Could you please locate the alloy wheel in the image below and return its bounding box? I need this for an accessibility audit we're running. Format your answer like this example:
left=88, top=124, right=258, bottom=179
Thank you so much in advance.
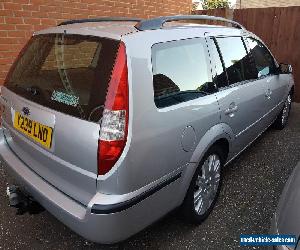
left=193, top=154, right=221, bottom=215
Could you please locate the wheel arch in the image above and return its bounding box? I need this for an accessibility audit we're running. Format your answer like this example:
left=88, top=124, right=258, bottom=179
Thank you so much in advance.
left=190, top=123, right=234, bottom=165
left=177, top=123, right=234, bottom=209
left=212, top=138, right=229, bottom=164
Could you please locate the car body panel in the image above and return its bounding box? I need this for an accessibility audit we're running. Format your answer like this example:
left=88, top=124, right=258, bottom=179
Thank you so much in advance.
left=35, top=21, right=139, bottom=40
left=214, top=81, right=270, bottom=154
left=190, top=123, right=233, bottom=163
left=1, top=87, right=99, bottom=205
left=275, top=162, right=300, bottom=245
left=97, top=33, right=222, bottom=194
left=0, top=128, right=188, bottom=243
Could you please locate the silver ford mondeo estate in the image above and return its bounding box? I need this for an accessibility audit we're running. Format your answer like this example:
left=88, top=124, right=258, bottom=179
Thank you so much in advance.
left=0, top=15, right=294, bottom=243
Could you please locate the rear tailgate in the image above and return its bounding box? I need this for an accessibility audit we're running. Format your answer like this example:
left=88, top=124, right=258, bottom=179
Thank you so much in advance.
left=1, top=34, right=120, bottom=205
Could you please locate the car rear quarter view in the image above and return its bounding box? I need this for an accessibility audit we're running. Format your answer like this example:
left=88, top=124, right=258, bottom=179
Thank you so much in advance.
left=0, top=15, right=294, bottom=244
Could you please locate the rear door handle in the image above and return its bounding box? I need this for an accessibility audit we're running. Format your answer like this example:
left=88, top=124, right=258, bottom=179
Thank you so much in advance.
left=225, top=103, right=238, bottom=117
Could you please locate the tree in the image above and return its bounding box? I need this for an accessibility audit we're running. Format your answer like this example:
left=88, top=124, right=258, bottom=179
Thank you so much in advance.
left=202, top=0, right=229, bottom=9
left=192, top=2, right=199, bottom=11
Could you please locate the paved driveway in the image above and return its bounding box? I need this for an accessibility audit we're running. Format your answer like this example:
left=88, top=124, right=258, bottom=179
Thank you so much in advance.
left=1, top=104, right=300, bottom=250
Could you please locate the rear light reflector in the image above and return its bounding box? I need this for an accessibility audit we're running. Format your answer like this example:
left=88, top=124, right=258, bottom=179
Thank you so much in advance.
left=98, top=42, right=128, bottom=175
left=98, top=137, right=126, bottom=176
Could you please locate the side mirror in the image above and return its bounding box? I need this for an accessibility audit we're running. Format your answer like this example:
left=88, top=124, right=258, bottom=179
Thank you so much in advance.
left=278, top=63, right=293, bottom=74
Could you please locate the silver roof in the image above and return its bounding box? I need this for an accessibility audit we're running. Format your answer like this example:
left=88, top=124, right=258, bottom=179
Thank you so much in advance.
left=35, top=21, right=139, bottom=40
left=35, top=21, right=248, bottom=40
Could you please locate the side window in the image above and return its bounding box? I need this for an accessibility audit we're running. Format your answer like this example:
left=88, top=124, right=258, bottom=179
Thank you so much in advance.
left=152, top=38, right=215, bottom=108
left=246, top=37, right=277, bottom=77
left=216, top=37, right=257, bottom=85
left=209, top=38, right=228, bottom=88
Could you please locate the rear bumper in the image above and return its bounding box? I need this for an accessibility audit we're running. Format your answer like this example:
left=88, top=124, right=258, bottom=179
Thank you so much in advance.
left=0, top=128, right=183, bottom=244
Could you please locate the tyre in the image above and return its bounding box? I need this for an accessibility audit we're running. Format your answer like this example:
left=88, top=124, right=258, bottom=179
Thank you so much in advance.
left=273, top=93, right=292, bottom=130
left=182, top=145, right=224, bottom=224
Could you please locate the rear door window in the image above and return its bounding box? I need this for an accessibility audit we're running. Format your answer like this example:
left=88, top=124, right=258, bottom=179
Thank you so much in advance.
left=216, top=36, right=257, bottom=86
left=152, top=38, right=215, bottom=108
left=5, top=34, right=120, bottom=122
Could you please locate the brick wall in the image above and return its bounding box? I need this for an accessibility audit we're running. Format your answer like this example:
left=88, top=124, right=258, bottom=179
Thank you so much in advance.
left=0, top=0, right=192, bottom=85
left=42, top=39, right=99, bottom=70
left=235, top=0, right=300, bottom=9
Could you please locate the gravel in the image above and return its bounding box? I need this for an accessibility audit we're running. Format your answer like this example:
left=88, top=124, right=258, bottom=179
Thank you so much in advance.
left=1, top=104, right=300, bottom=250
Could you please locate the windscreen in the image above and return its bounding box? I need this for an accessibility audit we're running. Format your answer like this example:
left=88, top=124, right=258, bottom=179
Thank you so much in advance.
left=5, top=34, right=120, bottom=122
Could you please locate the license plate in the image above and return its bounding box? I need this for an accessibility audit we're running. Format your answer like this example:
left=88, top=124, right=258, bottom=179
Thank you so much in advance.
left=13, top=111, right=53, bottom=149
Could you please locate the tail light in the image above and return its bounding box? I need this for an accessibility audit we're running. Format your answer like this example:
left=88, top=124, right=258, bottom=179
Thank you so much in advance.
left=98, top=42, right=129, bottom=175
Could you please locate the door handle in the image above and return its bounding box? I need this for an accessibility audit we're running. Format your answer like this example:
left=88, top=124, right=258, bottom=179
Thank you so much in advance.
left=265, top=89, right=272, bottom=99
left=225, top=103, right=238, bottom=117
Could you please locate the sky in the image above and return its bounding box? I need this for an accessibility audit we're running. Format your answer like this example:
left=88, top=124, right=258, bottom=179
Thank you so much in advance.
left=229, top=0, right=237, bottom=7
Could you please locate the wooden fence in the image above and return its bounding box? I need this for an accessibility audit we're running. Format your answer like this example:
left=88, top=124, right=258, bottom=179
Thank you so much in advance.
left=193, top=7, right=300, bottom=102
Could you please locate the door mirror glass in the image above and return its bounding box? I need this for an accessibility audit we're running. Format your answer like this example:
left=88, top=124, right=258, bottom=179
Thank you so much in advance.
left=279, top=63, right=293, bottom=74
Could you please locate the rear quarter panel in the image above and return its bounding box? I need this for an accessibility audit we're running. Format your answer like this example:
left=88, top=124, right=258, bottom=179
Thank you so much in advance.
left=97, top=29, right=231, bottom=196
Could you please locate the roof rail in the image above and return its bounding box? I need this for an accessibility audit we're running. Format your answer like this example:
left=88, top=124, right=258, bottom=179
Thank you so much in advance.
left=134, top=15, right=245, bottom=31
left=58, top=17, right=143, bottom=26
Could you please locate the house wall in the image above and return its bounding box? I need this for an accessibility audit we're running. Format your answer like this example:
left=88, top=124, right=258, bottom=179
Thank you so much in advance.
left=235, top=0, right=300, bottom=9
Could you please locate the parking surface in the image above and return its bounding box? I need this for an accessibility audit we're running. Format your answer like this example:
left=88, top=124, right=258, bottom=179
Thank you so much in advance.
left=1, top=104, right=300, bottom=250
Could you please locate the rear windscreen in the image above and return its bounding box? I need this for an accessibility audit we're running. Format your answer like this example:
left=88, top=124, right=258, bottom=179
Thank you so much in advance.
left=5, top=34, right=120, bottom=122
